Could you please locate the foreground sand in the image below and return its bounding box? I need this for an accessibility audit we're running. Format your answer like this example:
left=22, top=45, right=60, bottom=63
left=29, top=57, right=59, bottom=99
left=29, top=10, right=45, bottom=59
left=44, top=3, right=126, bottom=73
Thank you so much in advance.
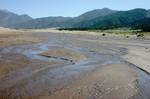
left=123, top=47, right=150, bottom=73
left=0, top=28, right=150, bottom=99
left=41, top=64, right=138, bottom=99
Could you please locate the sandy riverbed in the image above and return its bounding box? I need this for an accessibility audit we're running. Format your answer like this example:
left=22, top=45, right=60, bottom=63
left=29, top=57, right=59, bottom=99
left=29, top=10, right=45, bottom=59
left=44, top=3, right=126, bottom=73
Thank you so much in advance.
left=0, top=29, right=150, bottom=99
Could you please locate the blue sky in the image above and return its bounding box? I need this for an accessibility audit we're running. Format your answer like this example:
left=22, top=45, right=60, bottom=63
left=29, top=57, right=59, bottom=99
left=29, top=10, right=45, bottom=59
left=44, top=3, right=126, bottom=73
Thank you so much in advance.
left=0, top=0, right=150, bottom=18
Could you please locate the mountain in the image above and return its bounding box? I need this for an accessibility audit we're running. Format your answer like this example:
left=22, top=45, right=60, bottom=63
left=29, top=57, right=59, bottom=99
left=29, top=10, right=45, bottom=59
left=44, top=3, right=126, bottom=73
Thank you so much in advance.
left=0, top=9, right=32, bottom=27
left=14, top=8, right=116, bottom=29
left=74, top=8, right=116, bottom=21
left=1, top=8, right=150, bottom=31
left=147, top=9, right=150, bottom=17
left=72, top=8, right=149, bottom=29
left=14, top=16, right=73, bottom=29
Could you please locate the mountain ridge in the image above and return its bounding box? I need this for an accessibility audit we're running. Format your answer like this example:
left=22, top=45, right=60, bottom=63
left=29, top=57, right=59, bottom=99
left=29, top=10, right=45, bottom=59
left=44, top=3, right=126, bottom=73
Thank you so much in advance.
left=13, top=8, right=116, bottom=29
left=0, top=8, right=150, bottom=31
left=0, top=9, right=32, bottom=27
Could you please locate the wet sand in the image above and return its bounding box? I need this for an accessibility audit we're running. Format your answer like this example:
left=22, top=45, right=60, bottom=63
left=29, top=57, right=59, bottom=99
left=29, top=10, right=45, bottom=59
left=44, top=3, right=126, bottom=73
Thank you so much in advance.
left=42, top=64, right=138, bottom=99
left=39, top=46, right=87, bottom=62
left=0, top=29, right=150, bottom=99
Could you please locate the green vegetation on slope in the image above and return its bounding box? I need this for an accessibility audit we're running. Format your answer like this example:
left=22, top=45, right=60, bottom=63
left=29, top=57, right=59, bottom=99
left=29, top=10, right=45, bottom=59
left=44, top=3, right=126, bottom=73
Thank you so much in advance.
left=132, top=18, right=150, bottom=32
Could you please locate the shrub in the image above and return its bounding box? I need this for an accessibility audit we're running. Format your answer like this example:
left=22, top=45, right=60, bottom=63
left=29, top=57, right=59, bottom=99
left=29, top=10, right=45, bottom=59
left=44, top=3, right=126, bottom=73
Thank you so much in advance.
left=126, top=36, right=130, bottom=38
left=136, top=33, right=144, bottom=38
left=102, top=33, right=106, bottom=36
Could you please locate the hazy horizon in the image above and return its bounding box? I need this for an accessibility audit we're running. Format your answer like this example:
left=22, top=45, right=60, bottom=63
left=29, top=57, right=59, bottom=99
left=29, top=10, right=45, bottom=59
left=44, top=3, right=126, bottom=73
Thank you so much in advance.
left=0, top=0, right=150, bottom=18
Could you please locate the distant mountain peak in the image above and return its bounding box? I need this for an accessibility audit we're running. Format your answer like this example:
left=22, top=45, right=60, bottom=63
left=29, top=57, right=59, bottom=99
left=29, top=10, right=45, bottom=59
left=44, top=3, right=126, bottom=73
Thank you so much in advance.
left=84, top=8, right=114, bottom=13
left=131, top=8, right=147, bottom=11
left=89, top=8, right=112, bottom=12
left=76, top=8, right=116, bottom=21
left=0, top=9, right=32, bottom=27
left=20, top=14, right=32, bottom=19
left=21, top=14, right=29, bottom=16
left=100, top=8, right=112, bottom=10
left=0, top=9, right=10, bottom=13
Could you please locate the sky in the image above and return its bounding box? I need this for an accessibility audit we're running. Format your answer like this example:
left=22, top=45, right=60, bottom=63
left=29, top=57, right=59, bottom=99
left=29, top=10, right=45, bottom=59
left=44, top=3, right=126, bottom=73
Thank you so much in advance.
left=0, top=0, right=150, bottom=18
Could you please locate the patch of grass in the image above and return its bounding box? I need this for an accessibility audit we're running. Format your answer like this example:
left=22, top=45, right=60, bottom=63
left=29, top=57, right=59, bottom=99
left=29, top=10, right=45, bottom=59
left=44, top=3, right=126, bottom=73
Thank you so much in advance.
left=142, top=32, right=150, bottom=36
left=88, top=28, right=148, bottom=37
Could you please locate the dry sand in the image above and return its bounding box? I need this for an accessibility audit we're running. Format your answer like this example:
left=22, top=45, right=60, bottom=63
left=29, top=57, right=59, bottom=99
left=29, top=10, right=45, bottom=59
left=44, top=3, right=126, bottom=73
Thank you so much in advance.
left=0, top=28, right=48, bottom=47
